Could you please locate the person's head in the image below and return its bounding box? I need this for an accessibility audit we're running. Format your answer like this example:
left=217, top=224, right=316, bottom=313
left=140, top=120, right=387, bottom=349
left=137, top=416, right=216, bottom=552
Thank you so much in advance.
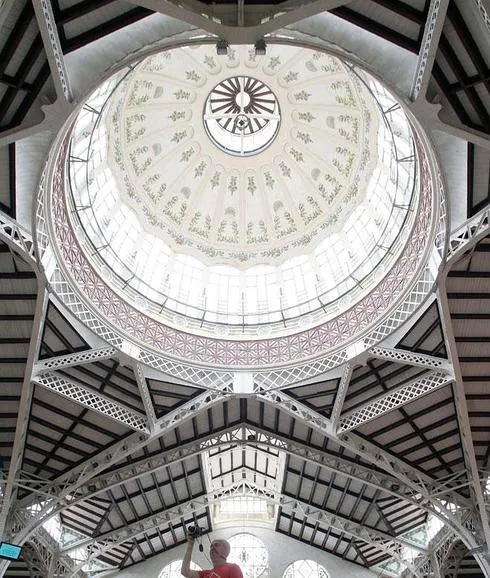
left=209, top=539, right=231, bottom=566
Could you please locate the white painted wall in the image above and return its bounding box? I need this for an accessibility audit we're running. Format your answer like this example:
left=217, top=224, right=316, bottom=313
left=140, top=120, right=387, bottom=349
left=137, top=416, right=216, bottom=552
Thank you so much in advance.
left=106, top=526, right=378, bottom=578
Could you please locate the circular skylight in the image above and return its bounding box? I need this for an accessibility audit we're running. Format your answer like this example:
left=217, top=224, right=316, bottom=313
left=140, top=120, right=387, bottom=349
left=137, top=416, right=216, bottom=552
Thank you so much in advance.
left=38, top=41, right=443, bottom=367
left=203, top=76, right=281, bottom=156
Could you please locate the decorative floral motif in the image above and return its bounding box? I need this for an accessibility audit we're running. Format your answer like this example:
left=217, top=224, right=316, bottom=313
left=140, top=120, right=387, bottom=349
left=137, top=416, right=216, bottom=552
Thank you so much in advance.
left=338, top=115, right=359, bottom=143
left=203, top=55, right=216, bottom=68
left=298, top=112, right=315, bottom=123
left=186, top=70, right=201, bottom=82
left=296, top=131, right=312, bottom=145
left=268, top=56, right=281, bottom=69
left=264, top=171, right=275, bottom=189
left=194, top=161, right=207, bottom=178
left=143, top=173, right=166, bottom=204
left=228, top=176, right=238, bottom=194
left=332, top=146, right=355, bottom=177
left=278, top=162, right=291, bottom=178
left=189, top=212, right=211, bottom=239
left=247, top=176, right=257, bottom=194
left=128, top=80, right=153, bottom=107
left=246, top=220, right=268, bottom=244
left=274, top=211, right=297, bottom=238
left=125, top=113, right=146, bottom=142
left=162, top=195, right=187, bottom=225
left=169, top=110, right=186, bottom=122
left=294, top=90, right=311, bottom=102
left=174, top=89, right=191, bottom=100
left=284, top=71, right=298, bottom=83
left=180, top=147, right=194, bottom=163
left=299, top=196, right=322, bottom=225
left=290, top=148, right=304, bottom=163
left=171, top=130, right=187, bottom=143
left=331, top=81, right=356, bottom=107
left=210, top=172, right=221, bottom=189
left=318, top=174, right=342, bottom=204
left=218, top=219, right=239, bottom=243
left=129, top=146, right=152, bottom=175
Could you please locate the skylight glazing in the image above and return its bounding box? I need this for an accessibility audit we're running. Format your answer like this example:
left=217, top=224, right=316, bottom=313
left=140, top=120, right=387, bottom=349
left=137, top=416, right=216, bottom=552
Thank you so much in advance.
left=64, top=44, right=419, bottom=339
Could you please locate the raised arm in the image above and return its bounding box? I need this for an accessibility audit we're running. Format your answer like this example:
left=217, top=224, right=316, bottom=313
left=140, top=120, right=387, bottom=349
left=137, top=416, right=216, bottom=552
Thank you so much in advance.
left=181, top=534, right=200, bottom=578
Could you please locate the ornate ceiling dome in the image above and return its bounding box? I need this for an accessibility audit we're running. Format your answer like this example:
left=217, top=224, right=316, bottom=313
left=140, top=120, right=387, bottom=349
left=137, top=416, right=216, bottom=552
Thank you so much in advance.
left=36, top=41, right=445, bottom=369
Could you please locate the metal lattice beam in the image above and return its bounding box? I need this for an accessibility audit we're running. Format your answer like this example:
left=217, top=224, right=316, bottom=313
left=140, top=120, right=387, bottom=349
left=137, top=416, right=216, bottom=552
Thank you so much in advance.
left=368, top=347, right=452, bottom=372
left=31, top=371, right=149, bottom=433
left=437, top=282, right=490, bottom=559
left=257, top=388, right=488, bottom=571
left=338, top=370, right=454, bottom=432
left=65, top=481, right=422, bottom=576
left=9, top=390, right=226, bottom=549
left=32, top=347, right=118, bottom=375
left=31, top=0, right=72, bottom=103
left=134, top=363, right=157, bottom=432
left=0, top=291, right=48, bottom=567
left=410, top=0, right=450, bottom=101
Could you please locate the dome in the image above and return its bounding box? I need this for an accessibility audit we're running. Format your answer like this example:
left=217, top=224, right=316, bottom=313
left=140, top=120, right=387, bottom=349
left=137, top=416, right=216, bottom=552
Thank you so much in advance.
left=37, top=42, right=443, bottom=368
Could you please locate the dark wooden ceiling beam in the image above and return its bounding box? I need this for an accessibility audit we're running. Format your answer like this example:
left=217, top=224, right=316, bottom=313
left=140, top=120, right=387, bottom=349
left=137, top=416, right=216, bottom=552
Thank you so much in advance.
left=433, top=64, right=479, bottom=129
left=63, top=7, right=153, bottom=54
left=370, top=0, right=425, bottom=24
left=0, top=74, right=34, bottom=91
left=56, top=0, right=118, bottom=25
left=447, top=2, right=490, bottom=95
left=439, top=36, right=490, bottom=131
left=0, top=2, right=34, bottom=76
left=4, top=62, right=50, bottom=131
left=450, top=71, right=490, bottom=93
left=330, top=7, right=419, bottom=53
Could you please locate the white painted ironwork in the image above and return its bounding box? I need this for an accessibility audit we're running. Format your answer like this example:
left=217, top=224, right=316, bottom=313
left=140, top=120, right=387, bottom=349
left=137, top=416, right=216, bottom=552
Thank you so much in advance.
left=131, top=0, right=351, bottom=44
left=50, top=268, right=125, bottom=347
left=362, top=268, right=436, bottom=348
left=33, top=347, right=117, bottom=376
left=473, top=0, right=490, bottom=32
left=410, top=0, right=450, bottom=101
left=134, top=363, right=157, bottom=431
left=258, top=388, right=488, bottom=563
left=65, top=481, right=421, bottom=577
left=437, top=282, right=490, bottom=562
left=0, top=291, right=48, bottom=541
left=0, top=208, right=37, bottom=268
left=338, top=370, right=454, bottom=432
left=368, top=347, right=452, bottom=372
left=137, top=350, right=233, bottom=392
left=10, top=425, right=475, bottom=555
left=32, top=372, right=149, bottom=433
left=10, top=391, right=226, bottom=549
left=32, top=0, right=72, bottom=102
left=447, top=204, right=490, bottom=264
left=254, top=351, right=349, bottom=391
left=329, top=362, right=353, bottom=429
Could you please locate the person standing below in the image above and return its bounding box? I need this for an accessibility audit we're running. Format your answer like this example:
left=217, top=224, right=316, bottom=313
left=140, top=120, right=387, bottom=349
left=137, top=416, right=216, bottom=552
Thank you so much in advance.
left=181, top=534, right=243, bottom=578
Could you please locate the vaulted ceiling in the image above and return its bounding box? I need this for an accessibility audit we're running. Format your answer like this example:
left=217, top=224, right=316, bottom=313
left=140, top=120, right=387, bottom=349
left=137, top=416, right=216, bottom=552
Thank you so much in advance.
left=1, top=1, right=490, bottom=577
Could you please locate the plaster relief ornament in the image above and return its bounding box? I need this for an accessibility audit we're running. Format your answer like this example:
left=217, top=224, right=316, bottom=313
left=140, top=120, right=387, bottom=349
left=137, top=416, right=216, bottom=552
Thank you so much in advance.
left=38, top=43, right=445, bottom=370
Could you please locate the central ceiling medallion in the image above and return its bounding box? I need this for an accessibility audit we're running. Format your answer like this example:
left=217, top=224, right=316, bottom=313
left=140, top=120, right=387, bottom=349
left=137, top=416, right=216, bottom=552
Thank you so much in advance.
left=203, top=76, right=281, bottom=156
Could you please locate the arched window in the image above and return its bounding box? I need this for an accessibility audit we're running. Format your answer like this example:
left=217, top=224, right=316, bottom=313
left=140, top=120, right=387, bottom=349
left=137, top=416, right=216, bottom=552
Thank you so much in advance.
left=283, top=560, right=329, bottom=578
left=159, top=559, right=201, bottom=578
left=228, top=533, right=268, bottom=578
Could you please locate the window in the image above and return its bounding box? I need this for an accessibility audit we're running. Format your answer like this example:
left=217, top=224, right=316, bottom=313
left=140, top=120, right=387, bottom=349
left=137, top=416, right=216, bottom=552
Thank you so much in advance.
left=283, top=560, right=329, bottom=578
left=159, top=559, right=201, bottom=578
left=228, top=534, right=268, bottom=578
